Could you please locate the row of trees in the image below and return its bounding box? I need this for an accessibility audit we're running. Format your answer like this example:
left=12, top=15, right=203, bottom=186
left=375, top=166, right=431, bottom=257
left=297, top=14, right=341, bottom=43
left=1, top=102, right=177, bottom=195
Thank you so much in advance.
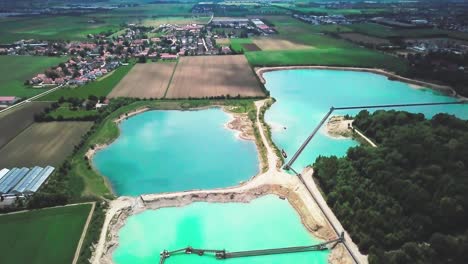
left=313, top=110, right=468, bottom=263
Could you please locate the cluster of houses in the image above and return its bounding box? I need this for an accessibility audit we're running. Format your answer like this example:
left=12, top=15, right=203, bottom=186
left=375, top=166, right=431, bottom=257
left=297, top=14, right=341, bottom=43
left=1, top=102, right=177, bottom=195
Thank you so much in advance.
left=293, top=14, right=350, bottom=25
left=29, top=57, right=121, bottom=87
left=211, top=17, right=276, bottom=35
left=405, top=38, right=468, bottom=55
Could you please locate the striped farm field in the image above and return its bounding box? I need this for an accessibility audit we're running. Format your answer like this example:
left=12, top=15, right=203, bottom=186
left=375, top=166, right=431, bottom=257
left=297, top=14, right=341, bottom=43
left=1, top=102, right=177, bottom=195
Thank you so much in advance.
left=108, top=62, right=176, bottom=99
left=165, top=55, right=265, bottom=98
left=0, top=121, right=92, bottom=168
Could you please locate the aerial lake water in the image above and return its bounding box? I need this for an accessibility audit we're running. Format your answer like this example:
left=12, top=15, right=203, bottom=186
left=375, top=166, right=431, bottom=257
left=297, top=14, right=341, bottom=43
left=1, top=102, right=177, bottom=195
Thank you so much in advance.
left=93, top=108, right=259, bottom=196
left=113, top=195, right=329, bottom=264
left=112, top=69, right=467, bottom=263
left=264, top=69, right=468, bottom=171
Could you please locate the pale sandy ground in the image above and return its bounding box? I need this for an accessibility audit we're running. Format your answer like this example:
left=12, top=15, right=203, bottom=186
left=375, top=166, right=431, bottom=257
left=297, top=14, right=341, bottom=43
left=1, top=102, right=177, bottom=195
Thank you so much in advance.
left=91, top=100, right=365, bottom=264
left=256, top=66, right=468, bottom=101
left=325, top=116, right=377, bottom=148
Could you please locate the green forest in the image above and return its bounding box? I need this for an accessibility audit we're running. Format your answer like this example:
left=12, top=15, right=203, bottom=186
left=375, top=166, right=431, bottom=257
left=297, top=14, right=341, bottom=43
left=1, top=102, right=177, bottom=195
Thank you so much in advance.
left=313, top=110, right=468, bottom=263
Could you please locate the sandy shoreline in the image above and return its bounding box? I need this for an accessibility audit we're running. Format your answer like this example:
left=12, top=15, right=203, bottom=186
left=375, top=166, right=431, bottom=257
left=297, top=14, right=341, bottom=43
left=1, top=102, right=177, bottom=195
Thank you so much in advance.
left=255, top=66, right=468, bottom=101
left=91, top=99, right=360, bottom=264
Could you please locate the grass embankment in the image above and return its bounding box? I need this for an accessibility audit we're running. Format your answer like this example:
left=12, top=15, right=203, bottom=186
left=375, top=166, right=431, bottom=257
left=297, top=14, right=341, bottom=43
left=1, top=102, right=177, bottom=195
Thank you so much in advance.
left=0, top=56, right=66, bottom=97
left=239, top=16, right=408, bottom=74
left=39, top=63, right=136, bottom=101
left=66, top=99, right=266, bottom=199
left=0, top=204, right=92, bottom=264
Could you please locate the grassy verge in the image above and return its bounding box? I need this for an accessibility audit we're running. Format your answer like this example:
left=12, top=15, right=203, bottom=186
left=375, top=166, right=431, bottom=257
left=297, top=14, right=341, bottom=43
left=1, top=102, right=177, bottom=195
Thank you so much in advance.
left=0, top=204, right=92, bottom=264
left=76, top=202, right=108, bottom=264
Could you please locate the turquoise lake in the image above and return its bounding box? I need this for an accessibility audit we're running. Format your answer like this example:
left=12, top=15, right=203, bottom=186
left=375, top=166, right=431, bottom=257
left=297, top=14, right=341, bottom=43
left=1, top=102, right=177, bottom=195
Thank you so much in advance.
left=112, top=69, right=467, bottom=264
left=93, top=108, right=259, bottom=196
left=113, top=195, right=329, bottom=264
left=264, top=69, right=468, bottom=171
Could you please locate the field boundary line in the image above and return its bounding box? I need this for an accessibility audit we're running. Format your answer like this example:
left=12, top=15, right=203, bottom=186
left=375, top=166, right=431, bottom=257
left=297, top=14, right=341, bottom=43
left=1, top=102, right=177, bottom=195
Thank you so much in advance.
left=0, top=202, right=95, bottom=215
left=72, top=202, right=96, bottom=264
left=163, top=59, right=179, bottom=98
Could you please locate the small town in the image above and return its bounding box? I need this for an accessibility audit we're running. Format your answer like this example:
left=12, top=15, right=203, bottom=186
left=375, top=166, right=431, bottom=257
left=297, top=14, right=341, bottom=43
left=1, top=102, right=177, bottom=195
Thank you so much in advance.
left=0, top=1, right=467, bottom=264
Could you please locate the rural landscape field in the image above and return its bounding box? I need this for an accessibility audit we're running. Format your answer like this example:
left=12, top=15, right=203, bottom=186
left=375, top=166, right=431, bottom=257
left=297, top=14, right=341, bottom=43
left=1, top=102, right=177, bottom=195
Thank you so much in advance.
left=0, top=1, right=467, bottom=264
left=166, top=55, right=265, bottom=98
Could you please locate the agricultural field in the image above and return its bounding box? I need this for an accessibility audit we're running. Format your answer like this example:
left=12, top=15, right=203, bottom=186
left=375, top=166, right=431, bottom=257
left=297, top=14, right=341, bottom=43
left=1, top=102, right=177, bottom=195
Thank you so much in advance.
left=108, top=62, right=176, bottom=99
left=0, top=56, right=66, bottom=98
left=253, top=37, right=311, bottom=50
left=215, top=38, right=231, bottom=46
left=272, top=3, right=387, bottom=15
left=0, top=204, right=92, bottom=264
left=141, top=16, right=211, bottom=27
left=39, top=63, right=135, bottom=101
left=0, top=102, right=50, bottom=149
left=347, top=23, right=468, bottom=41
left=166, top=55, right=264, bottom=98
left=230, top=38, right=255, bottom=52
left=0, top=121, right=93, bottom=168
left=239, top=16, right=408, bottom=74
left=339, top=33, right=391, bottom=46
left=0, top=16, right=119, bottom=44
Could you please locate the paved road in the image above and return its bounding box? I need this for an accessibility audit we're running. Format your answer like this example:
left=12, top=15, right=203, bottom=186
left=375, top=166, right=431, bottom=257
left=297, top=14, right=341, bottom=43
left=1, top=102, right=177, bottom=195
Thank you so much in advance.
left=0, top=84, right=64, bottom=115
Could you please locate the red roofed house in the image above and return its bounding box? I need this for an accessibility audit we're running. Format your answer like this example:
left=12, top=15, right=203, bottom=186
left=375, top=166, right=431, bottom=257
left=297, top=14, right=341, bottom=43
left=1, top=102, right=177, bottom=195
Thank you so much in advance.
left=0, top=96, right=19, bottom=107
left=160, top=53, right=178, bottom=60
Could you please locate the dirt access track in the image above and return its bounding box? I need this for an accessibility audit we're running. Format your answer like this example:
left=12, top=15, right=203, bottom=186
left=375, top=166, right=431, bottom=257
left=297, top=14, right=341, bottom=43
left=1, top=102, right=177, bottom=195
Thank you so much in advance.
left=108, top=62, right=176, bottom=99
left=165, top=55, right=265, bottom=98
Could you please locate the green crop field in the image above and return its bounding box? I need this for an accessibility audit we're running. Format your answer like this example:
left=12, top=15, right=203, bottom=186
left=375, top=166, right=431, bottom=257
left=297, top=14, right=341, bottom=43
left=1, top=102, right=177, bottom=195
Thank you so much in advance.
left=0, top=16, right=120, bottom=43
left=0, top=56, right=66, bottom=98
left=0, top=204, right=92, bottom=264
left=40, top=63, right=135, bottom=101
left=347, top=23, right=468, bottom=41
left=240, top=16, right=408, bottom=74
left=272, top=3, right=388, bottom=15
left=0, top=4, right=198, bottom=43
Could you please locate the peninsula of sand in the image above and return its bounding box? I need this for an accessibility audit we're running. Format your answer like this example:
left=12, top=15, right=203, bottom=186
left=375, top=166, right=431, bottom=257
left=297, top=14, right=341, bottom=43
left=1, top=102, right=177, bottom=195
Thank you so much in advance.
left=90, top=99, right=366, bottom=264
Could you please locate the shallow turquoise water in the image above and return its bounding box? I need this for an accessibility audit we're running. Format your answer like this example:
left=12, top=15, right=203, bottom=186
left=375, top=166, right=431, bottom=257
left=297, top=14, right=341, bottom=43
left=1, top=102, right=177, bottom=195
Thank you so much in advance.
left=264, top=69, right=468, bottom=171
left=93, top=108, right=259, bottom=196
left=113, top=195, right=329, bottom=264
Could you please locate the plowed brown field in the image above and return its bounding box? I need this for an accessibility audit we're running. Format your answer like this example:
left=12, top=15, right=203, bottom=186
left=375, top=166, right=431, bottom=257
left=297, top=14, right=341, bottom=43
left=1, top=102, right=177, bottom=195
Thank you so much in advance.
left=108, top=63, right=175, bottom=99
left=165, top=55, right=264, bottom=98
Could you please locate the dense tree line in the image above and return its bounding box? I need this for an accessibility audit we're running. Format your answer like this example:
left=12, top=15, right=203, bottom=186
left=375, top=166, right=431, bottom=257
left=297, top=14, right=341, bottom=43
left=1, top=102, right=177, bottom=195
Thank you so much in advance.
left=313, top=110, right=468, bottom=263
left=406, top=52, right=468, bottom=97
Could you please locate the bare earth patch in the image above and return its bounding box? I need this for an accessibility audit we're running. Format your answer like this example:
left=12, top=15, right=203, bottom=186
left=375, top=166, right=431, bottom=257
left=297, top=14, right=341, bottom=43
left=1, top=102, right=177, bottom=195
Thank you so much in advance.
left=165, top=55, right=265, bottom=98
left=108, top=63, right=175, bottom=99
left=253, top=37, right=312, bottom=50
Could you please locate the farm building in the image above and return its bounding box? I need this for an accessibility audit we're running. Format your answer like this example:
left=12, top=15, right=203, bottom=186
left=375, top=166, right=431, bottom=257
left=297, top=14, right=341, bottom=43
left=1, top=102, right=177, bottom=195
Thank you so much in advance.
left=0, top=166, right=54, bottom=195
left=160, top=53, right=179, bottom=60
left=211, top=17, right=249, bottom=27
left=0, top=96, right=19, bottom=107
